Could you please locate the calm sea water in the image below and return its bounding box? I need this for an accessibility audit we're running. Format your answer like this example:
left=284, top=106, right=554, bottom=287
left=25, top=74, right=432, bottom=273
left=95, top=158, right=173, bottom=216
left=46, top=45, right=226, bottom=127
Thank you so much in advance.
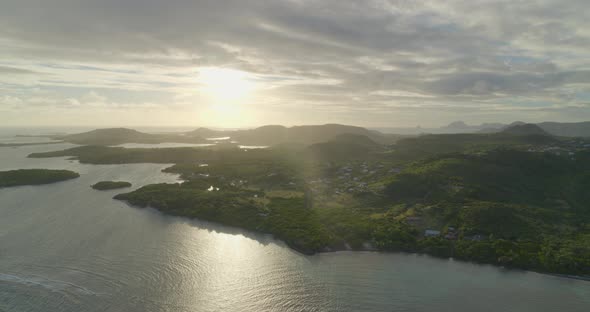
left=1, top=133, right=589, bottom=312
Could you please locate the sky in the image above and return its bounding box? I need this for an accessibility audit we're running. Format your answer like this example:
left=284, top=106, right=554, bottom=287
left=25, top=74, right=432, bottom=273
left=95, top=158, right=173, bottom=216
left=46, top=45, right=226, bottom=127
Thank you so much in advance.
left=1, top=0, right=590, bottom=128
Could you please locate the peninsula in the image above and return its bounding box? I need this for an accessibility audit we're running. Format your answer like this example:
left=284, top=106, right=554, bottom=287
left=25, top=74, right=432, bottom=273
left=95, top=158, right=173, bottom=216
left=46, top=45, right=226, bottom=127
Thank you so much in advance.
left=29, top=124, right=590, bottom=276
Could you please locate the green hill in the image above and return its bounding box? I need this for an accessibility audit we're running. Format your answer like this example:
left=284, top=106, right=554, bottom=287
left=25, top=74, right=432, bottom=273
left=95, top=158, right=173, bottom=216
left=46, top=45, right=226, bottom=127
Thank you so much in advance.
left=58, top=124, right=398, bottom=147
left=378, top=149, right=590, bottom=273
left=0, top=169, right=80, bottom=187
left=501, top=124, right=550, bottom=136
left=385, top=149, right=588, bottom=212
left=389, top=132, right=557, bottom=162
left=306, top=134, right=383, bottom=161
left=231, top=124, right=398, bottom=146
left=538, top=121, right=590, bottom=137
left=185, top=127, right=227, bottom=138
left=92, top=181, right=132, bottom=190
left=57, top=128, right=151, bottom=145
left=57, top=128, right=205, bottom=146
left=188, top=124, right=399, bottom=146
left=474, top=121, right=590, bottom=137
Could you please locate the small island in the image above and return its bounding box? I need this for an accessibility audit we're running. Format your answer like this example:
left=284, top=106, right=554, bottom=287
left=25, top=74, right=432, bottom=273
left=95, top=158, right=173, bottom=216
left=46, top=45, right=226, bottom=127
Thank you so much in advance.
left=0, top=141, right=63, bottom=148
left=92, top=181, right=132, bottom=190
left=0, top=169, right=80, bottom=188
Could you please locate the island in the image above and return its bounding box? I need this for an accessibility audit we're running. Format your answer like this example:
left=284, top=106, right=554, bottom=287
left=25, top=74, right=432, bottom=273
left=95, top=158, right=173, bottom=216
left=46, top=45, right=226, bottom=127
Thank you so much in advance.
left=0, top=169, right=80, bottom=188
left=91, top=181, right=132, bottom=190
left=0, top=141, right=63, bottom=148
left=29, top=124, right=590, bottom=276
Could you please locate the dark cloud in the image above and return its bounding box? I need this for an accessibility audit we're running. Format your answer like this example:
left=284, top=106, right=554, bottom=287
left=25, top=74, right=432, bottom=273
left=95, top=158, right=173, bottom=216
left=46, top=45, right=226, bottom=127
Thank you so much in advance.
left=425, top=71, right=590, bottom=96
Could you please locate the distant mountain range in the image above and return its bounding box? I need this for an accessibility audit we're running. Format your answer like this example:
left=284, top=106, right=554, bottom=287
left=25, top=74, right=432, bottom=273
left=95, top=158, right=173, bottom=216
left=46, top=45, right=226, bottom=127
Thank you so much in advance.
left=54, top=128, right=205, bottom=145
left=52, top=120, right=590, bottom=148
left=55, top=124, right=400, bottom=146
left=375, top=121, right=590, bottom=137
left=187, top=124, right=397, bottom=145
left=535, top=122, right=590, bottom=137
left=500, top=123, right=549, bottom=136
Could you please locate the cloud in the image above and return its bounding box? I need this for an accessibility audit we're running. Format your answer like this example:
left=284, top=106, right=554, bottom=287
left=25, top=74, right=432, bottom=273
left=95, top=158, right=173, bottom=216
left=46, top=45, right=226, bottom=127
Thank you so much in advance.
left=424, top=70, right=590, bottom=96
left=0, top=66, right=41, bottom=75
left=0, top=0, right=589, bottom=127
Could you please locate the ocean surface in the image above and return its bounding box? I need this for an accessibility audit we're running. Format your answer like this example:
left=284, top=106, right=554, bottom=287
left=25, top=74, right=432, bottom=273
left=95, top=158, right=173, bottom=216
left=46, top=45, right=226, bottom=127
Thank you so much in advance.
left=1, top=131, right=590, bottom=312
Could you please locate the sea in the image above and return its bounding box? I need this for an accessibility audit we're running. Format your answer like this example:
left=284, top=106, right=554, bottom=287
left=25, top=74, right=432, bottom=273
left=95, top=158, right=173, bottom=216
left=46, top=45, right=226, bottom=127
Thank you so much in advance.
left=1, top=128, right=589, bottom=311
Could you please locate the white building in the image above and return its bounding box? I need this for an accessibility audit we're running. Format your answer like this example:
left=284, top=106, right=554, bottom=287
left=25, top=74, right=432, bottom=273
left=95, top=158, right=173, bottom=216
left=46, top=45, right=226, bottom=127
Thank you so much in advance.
left=424, top=229, right=441, bottom=237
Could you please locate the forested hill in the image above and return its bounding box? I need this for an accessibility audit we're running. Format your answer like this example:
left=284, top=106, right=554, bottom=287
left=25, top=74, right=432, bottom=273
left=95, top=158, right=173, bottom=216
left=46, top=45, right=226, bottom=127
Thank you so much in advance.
left=55, top=128, right=206, bottom=146
left=501, top=124, right=550, bottom=136
left=56, top=124, right=399, bottom=146
left=537, top=121, right=590, bottom=137
left=187, top=124, right=399, bottom=145
left=28, top=126, right=590, bottom=275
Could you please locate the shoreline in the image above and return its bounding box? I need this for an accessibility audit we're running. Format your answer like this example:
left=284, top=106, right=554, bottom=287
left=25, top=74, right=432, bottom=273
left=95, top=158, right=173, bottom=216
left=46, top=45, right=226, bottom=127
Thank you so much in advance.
left=117, top=199, right=590, bottom=282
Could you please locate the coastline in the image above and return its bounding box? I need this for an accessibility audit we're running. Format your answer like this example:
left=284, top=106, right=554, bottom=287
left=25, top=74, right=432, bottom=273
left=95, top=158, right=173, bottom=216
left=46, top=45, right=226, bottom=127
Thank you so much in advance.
left=116, top=199, right=590, bottom=282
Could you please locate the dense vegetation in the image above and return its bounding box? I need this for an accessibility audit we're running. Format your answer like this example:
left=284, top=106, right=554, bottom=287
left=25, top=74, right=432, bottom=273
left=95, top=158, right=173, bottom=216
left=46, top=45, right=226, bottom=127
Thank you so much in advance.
left=388, top=132, right=557, bottom=162
left=0, top=169, right=79, bottom=188
left=29, top=145, right=277, bottom=164
left=29, top=128, right=590, bottom=276
left=115, top=182, right=329, bottom=254
left=379, top=149, right=590, bottom=274
left=110, top=147, right=590, bottom=275
left=92, top=181, right=132, bottom=190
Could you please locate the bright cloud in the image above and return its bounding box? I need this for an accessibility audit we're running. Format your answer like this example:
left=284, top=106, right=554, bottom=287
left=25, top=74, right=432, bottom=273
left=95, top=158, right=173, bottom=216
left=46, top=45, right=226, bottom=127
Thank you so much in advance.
left=0, top=0, right=589, bottom=127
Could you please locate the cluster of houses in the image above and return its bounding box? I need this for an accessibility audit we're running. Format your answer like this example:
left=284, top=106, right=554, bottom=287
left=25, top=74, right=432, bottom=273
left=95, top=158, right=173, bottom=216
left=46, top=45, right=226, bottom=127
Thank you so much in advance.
left=408, top=216, right=485, bottom=241
left=229, top=179, right=248, bottom=187
left=526, top=139, right=590, bottom=157
left=423, top=227, right=457, bottom=240
left=423, top=227, right=485, bottom=241
left=310, top=162, right=404, bottom=195
left=527, top=146, right=576, bottom=156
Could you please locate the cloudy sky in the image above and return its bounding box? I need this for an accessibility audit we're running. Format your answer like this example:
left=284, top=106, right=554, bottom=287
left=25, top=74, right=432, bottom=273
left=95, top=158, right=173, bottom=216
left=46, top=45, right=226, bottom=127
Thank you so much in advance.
left=1, top=0, right=589, bottom=128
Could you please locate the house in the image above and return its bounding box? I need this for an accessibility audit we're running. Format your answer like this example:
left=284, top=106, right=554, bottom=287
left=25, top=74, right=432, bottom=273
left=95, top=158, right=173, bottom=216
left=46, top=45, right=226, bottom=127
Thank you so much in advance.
left=443, top=226, right=458, bottom=240
left=469, top=234, right=485, bottom=241
left=444, top=233, right=457, bottom=240
left=389, top=168, right=402, bottom=174
left=405, top=216, right=423, bottom=226
left=424, top=229, right=441, bottom=237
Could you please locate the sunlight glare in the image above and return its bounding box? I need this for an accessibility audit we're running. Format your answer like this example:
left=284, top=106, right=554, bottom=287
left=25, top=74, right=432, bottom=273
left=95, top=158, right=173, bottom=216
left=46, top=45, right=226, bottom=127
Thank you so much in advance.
left=199, top=67, right=258, bottom=102
left=197, top=67, right=259, bottom=127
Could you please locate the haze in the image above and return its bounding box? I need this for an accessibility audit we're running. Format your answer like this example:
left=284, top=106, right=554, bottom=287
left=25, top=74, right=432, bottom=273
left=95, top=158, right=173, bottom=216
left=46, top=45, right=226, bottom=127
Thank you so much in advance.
left=1, top=0, right=590, bottom=128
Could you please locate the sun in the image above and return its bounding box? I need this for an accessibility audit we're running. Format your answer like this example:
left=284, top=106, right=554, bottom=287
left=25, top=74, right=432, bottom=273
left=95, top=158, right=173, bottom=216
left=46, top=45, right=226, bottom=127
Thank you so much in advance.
left=197, top=67, right=259, bottom=127
left=198, top=67, right=257, bottom=102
